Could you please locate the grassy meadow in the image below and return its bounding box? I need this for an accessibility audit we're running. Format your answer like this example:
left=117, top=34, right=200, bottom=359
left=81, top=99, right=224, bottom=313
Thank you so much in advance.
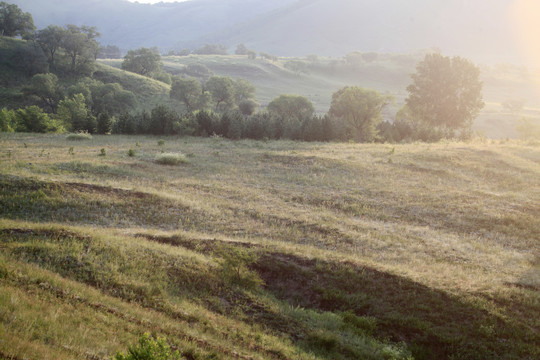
left=0, top=133, right=539, bottom=359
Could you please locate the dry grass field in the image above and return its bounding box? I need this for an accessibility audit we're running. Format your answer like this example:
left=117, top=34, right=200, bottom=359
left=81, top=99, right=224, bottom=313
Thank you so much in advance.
left=0, top=133, right=539, bottom=359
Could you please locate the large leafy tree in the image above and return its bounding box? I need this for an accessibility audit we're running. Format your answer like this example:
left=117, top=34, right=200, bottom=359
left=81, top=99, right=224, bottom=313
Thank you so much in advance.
left=61, top=25, right=100, bottom=74
left=405, top=53, right=484, bottom=133
left=267, top=94, right=314, bottom=121
left=329, top=86, right=391, bottom=142
left=0, top=2, right=35, bottom=38
left=23, top=73, right=63, bottom=113
left=205, top=76, right=235, bottom=111
left=122, top=47, right=162, bottom=76
left=36, top=25, right=66, bottom=68
left=170, top=77, right=205, bottom=111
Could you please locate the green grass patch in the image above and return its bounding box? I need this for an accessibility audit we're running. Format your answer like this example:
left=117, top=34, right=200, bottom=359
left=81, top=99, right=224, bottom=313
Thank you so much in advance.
left=155, top=152, right=189, bottom=165
left=65, top=132, right=92, bottom=141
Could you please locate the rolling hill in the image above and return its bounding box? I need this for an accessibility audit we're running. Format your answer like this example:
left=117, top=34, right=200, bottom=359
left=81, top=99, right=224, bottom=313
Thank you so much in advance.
left=9, top=0, right=529, bottom=67
left=0, top=134, right=539, bottom=359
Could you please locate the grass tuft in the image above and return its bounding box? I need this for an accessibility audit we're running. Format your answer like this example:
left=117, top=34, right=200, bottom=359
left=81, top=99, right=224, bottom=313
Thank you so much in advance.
left=155, top=152, right=188, bottom=165
left=65, top=132, right=92, bottom=141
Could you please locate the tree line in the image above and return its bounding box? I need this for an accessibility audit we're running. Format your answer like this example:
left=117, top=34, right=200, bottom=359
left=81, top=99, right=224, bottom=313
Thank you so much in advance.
left=1, top=2, right=484, bottom=142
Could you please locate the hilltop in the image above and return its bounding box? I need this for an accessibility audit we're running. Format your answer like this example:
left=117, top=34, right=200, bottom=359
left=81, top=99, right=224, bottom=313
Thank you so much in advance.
left=9, top=0, right=528, bottom=66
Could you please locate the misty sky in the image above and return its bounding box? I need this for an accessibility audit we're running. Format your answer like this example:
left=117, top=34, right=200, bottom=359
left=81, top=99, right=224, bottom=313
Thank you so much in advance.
left=126, top=0, right=187, bottom=3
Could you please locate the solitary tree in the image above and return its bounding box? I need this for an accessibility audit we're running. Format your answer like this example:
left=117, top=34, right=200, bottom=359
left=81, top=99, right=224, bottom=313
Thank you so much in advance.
left=122, top=47, right=162, bottom=76
left=267, top=94, right=314, bottom=121
left=61, top=25, right=100, bottom=74
left=0, top=2, right=35, bottom=37
left=205, top=76, right=235, bottom=111
left=329, top=86, right=391, bottom=142
left=36, top=25, right=65, bottom=68
left=170, top=77, right=204, bottom=111
left=405, top=53, right=484, bottom=134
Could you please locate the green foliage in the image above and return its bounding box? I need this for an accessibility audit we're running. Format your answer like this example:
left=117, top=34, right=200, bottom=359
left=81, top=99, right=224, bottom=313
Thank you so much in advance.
left=65, top=131, right=92, bottom=140
left=150, top=105, right=178, bottom=135
left=405, top=53, right=484, bottom=134
left=216, top=245, right=263, bottom=290
left=127, top=148, right=135, bottom=157
left=114, top=333, right=182, bottom=360
left=157, top=139, right=165, bottom=146
left=193, top=43, right=227, bottom=55
left=173, top=112, right=197, bottom=136
left=99, top=148, right=106, bottom=156
left=61, top=24, right=100, bottom=75
left=155, top=152, right=188, bottom=166
left=0, top=108, right=15, bottom=132
left=122, top=47, right=162, bottom=76
left=233, top=78, right=256, bottom=104
left=15, top=106, right=63, bottom=133
left=23, top=73, right=63, bottom=112
left=152, top=71, right=171, bottom=85
left=205, top=76, right=235, bottom=111
left=238, top=98, right=259, bottom=116
left=170, top=77, right=204, bottom=111
left=329, top=86, right=391, bottom=142
left=98, top=44, right=122, bottom=59
left=57, top=93, right=95, bottom=133
left=97, top=113, right=113, bottom=134
left=284, top=60, right=309, bottom=76
left=36, top=25, right=65, bottom=68
left=267, top=94, right=314, bottom=121
left=182, top=64, right=213, bottom=80
left=0, top=2, right=35, bottom=37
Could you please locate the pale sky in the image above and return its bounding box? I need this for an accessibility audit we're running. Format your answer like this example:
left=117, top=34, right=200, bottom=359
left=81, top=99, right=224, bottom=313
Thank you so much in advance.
left=126, top=0, right=189, bottom=3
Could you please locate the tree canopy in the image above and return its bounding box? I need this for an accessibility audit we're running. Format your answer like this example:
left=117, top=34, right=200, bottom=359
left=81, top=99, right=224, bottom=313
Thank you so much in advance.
left=122, top=47, right=162, bottom=76
left=329, top=86, right=391, bottom=142
left=267, top=94, right=314, bottom=121
left=405, top=53, right=484, bottom=133
left=0, top=2, right=35, bottom=38
left=170, top=77, right=205, bottom=111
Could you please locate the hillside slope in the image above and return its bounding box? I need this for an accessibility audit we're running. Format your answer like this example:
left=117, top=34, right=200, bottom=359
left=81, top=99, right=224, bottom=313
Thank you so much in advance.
left=10, top=0, right=527, bottom=66
left=0, top=134, right=539, bottom=359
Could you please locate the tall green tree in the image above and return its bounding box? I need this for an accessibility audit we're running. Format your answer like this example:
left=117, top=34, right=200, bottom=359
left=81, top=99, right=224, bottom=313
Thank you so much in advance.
left=57, top=93, right=95, bottom=133
left=122, top=47, right=162, bottom=76
left=267, top=94, right=314, bottom=121
left=23, top=73, right=63, bottom=113
left=234, top=78, right=256, bottom=104
left=0, top=2, right=34, bottom=38
left=329, top=86, right=391, bottom=142
left=170, top=77, right=205, bottom=111
left=205, top=76, right=235, bottom=111
left=61, top=25, right=100, bottom=75
left=405, top=53, right=484, bottom=134
left=36, top=25, right=66, bottom=68
left=15, top=106, right=61, bottom=133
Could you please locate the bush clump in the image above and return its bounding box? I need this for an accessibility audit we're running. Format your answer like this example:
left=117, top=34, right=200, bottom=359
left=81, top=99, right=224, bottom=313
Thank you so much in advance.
left=114, top=333, right=183, bottom=360
left=155, top=152, right=188, bottom=166
left=65, top=132, right=92, bottom=141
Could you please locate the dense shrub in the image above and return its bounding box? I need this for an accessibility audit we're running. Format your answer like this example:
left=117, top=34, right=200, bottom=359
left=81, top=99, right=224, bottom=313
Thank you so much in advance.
left=155, top=152, right=188, bottom=165
left=15, top=106, right=63, bottom=133
left=114, top=333, right=182, bottom=360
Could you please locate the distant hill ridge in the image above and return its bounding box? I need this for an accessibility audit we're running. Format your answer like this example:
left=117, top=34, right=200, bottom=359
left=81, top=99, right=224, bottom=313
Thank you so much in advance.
left=10, top=0, right=524, bottom=65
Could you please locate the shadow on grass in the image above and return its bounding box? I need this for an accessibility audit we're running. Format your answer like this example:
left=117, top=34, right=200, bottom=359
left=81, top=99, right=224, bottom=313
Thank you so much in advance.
left=253, top=252, right=538, bottom=360
left=140, top=234, right=539, bottom=360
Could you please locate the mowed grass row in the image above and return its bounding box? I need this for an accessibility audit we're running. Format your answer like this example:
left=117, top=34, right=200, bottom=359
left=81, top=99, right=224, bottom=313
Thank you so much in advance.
left=0, top=133, right=539, bottom=359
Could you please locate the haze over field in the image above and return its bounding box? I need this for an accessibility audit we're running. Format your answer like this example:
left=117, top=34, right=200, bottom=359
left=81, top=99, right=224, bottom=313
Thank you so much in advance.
left=9, top=0, right=540, bottom=67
